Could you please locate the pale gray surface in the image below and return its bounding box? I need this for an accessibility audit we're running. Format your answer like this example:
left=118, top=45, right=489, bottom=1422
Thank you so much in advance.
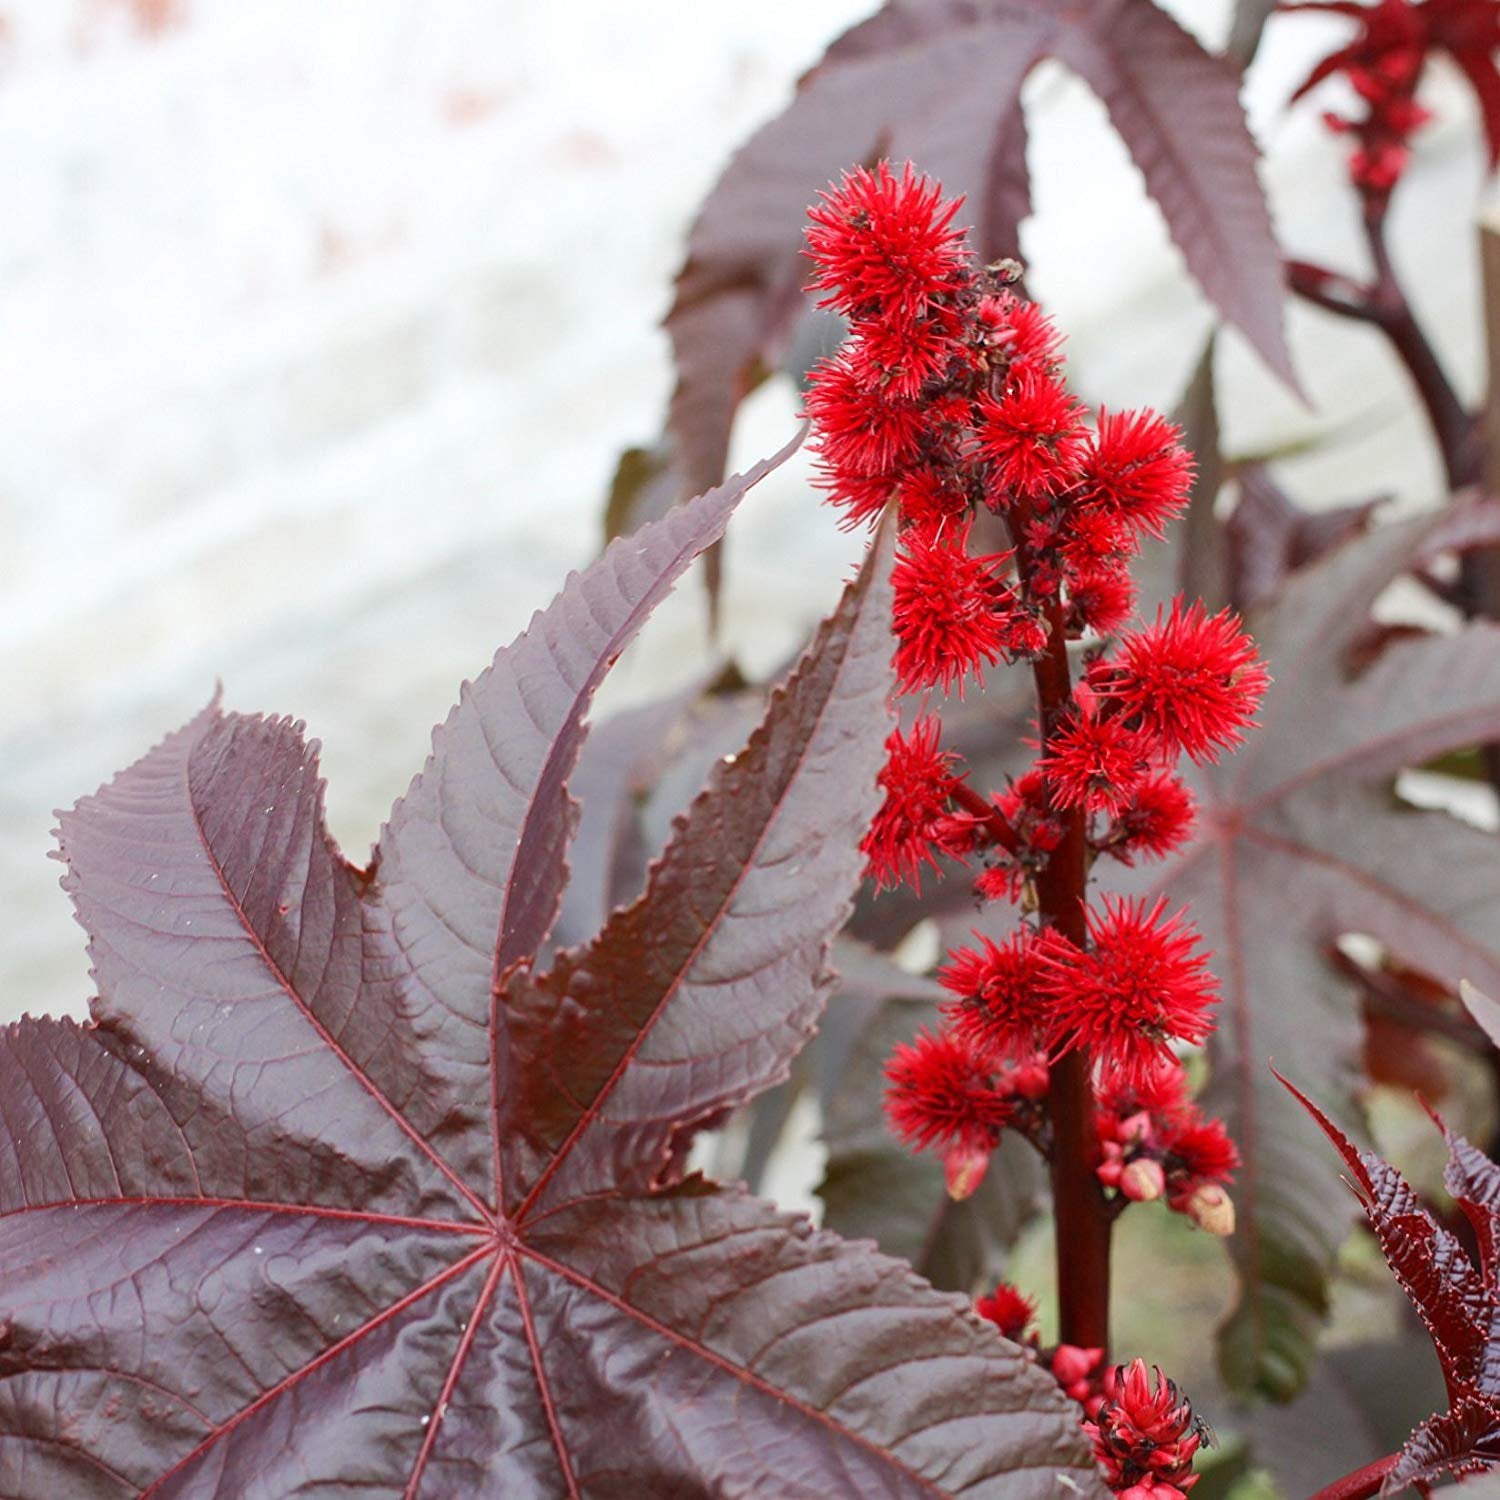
left=0, top=0, right=1487, bottom=1030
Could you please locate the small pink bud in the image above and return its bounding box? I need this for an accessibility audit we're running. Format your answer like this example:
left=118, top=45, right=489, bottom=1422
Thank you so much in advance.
left=1119, top=1111, right=1153, bottom=1145
left=1121, top=1157, right=1166, bottom=1202
left=1052, top=1343, right=1102, bottom=1386
left=944, top=1142, right=991, bottom=1202
left=1184, top=1182, right=1236, bottom=1237
left=1014, top=1061, right=1050, bottom=1100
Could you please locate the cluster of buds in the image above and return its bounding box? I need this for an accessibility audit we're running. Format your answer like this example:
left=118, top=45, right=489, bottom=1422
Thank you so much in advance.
left=1094, top=1067, right=1239, bottom=1234
left=799, top=161, right=1264, bottom=1213
left=1084, top=1360, right=1206, bottom=1500
left=974, top=1283, right=1111, bottom=1417
left=1289, top=0, right=1500, bottom=206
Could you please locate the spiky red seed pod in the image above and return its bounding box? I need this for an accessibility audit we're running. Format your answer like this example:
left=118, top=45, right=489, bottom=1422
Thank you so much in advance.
left=975, top=1282, right=1038, bottom=1343
left=884, top=1027, right=1012, bottom=1153
left=972, top=290, right=1065, bottom=377
left=805, top=349, right=929, bottom=478
left=975, top=371, right=1088, bottom=501
left=1102, top=598, right=1269, bottom=763
left=861, top=716, right=975, bottom=892
left=849, top=313, right=963, bottom=402
left=804, top=161, right=970, bottom=323
left=940, top=930, right=1051, bottom=1059
left=1041, top=896, right=1217, bottom=1087
left=894, top=465, right=968, bottom=531
left=891, top=522, right=1019, bottom=695
left=1068, top=564, right=1138, bottom=637
left=1104, top=773, right=1197, bottom=865
left=1060, top=506, right=1137, bottom=567
left=1037, top=710, right=1151, bottom=819
left=1078, top=409, right=1195, bottom=539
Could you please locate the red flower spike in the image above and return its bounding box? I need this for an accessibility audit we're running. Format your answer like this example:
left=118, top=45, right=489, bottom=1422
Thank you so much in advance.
left=940, top=930, right=1051, bottom=1059
left=976, top=371, right=1088, bottom=501
left=1038, top=710, right=1151, bottom=819
left=805, top=350, right=929, bottom=479
left=1079, top=409, right=1195, bottom=539
left=1041, top=896, right=1217, bottom=1087
left=805, top=161, right=970, bottom=323
left=891, top=523, right=1019, bottom=695
left=1085, top=1360, right=1203, bottom=1497
left=861, top=716, right=974, bottom=892
left=975, top=1282, right=1038, bottom=1344
left=1103, top=773, right=1197, bottom=866
left=1102, top=598, right=1269, bottom=763
left=884, top=1027, right=1012, bottom=1154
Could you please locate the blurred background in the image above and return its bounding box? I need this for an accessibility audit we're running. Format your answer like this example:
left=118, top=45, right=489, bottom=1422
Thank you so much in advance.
left=1, top=2, right=1495, bottom=1485
left=0, top=1, right=1483, bottom=1061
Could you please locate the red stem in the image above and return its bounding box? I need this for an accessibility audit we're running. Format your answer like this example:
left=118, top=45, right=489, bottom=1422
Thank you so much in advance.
left=1030, top=597, right=1113, bottom=1353
left=1303, top=1453, right=1398, bottom=1500
left=949, top=780, right=1022, bottom=855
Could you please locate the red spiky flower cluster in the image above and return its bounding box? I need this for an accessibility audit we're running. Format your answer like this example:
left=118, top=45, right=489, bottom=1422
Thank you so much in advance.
left=1288, top=0, right=1500, bottom=204
left=807, top=163, right=1261, bottom=1493
left=802, top=158, right=1260, bottom=1186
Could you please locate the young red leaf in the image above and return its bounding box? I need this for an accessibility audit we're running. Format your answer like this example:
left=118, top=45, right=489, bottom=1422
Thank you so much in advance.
left=0, top=500, right=1102, bottom=1493
left=1275, top=1073, right=1495, bottom=1400
left=1280, top=1074, right=1500, bottom=1492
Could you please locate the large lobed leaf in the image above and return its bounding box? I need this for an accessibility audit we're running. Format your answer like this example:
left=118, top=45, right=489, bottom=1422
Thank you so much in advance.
left=1123, top=517, right=1500, bottom=1400
left=0, top=453, right=1101, bottom=1495
left=665, top=0, right=1293, bottom=501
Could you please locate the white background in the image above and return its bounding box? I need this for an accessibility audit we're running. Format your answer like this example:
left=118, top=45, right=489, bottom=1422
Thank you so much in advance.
left=0, top=0, right=1486, bottom=1024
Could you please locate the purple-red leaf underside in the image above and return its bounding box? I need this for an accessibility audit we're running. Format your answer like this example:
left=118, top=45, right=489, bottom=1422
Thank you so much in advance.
left=1123, top=518, right=1500, bottom=1398
left=1, top=500, right=1102, bottom=1495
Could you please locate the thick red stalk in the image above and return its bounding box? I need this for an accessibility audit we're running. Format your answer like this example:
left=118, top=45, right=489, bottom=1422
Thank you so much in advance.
left=1303, top=1453, right=1399, bottom=1500
left=1031, top=598, right=1113, bottom=1352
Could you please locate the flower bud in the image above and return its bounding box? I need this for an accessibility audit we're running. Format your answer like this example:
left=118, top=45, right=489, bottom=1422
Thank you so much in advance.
left=1120, top=1157, right=1166, bottom=1202
left=944, top=1141, right=991, bottom=1201
left=1185, top=1182, right=1235, bottom=1236
left=1052, top=1343, right=1103, bottom=1387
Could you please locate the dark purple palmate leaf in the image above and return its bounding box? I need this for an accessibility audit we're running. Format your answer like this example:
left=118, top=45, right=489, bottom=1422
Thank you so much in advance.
left=1279, top=1072, right=1500, bottom=1493
left=664, top=0, right=1293, bottom=504
left=0, top=459, right=1100, bottom=1495
left=1108, top=516, right=1500, bottom=1401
